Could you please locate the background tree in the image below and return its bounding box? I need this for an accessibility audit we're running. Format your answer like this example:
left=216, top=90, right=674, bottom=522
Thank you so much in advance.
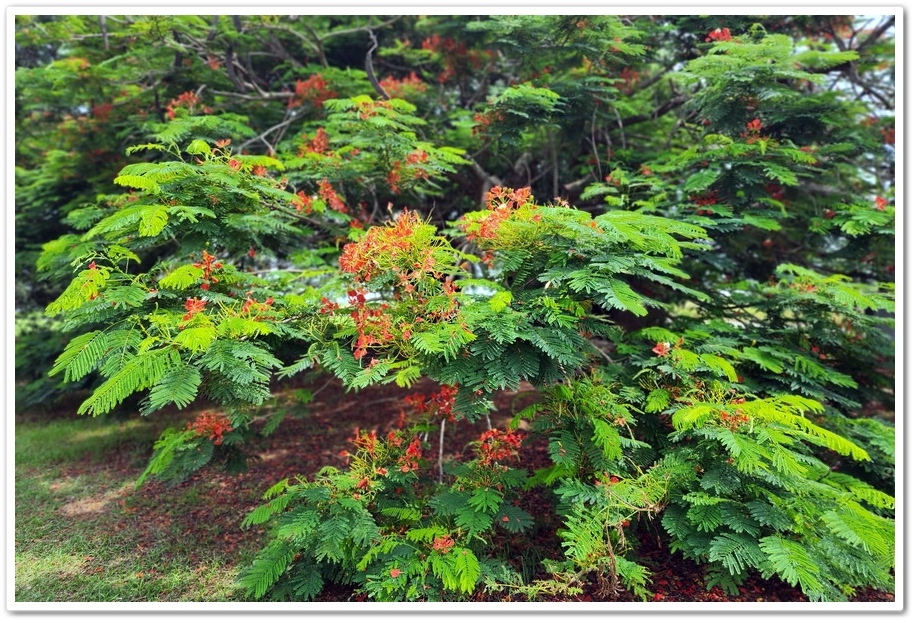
left=15, top=13, right=896, bottom=601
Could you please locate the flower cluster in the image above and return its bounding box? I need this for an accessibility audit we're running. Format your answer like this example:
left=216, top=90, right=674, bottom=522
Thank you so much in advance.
left=421, top=34, right=494, bottom=83
left=240, top=293, right=275, bottom=318
left=471, top=110, right=505, bottom=136
left=318, top=180, right=348, bottom=213
left=706, top=27, right=732, bottom=42
left=397, top=437, right=423, bottom=472
left=692, top=191, right=718, bottom=215
left=404, top=384, right=458, bottom=422
left=288, top=74, right=335, bottom=109
left=357, top=99, right=394, bottom=120
left=386, top=150, right=430, bottom=193
left=742, top=118, right=766, bottom=143
left=347, top=288, right=395, bottom=359
left=298, top=127, right=331, bottom=157
left=339, top=210, right=431, bottom=282
left=182, top=297, right=207, bottom=322
left=194, top=250, right=223, bottom=291
left=291, top=179, right=348, bottom=214
left=378, top=72, right=428, bottom=100
left=187, top=411, right=233, bottom=445
left=475, top=428, right=524, bottom=466
left=459, top=186, right=535, bottom=243
left=617, top=68, right=640, bottom=93
left=718, top=409, right=749, bottom=431
left=352, top=429, right=380, bottom=458
left=431, top=535, right=455, bottom=553
left=766, top=183, right=784, bottom=202
left=166, top=90, right=212, bottom=120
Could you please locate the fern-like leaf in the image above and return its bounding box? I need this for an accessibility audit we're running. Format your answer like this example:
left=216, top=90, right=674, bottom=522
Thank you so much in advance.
left=48, top=330, right=108, bottom=382
left=759, top=535, right=824, bottom=597
left=236, top=541, right=296, bottom=599
left=142, top=365, right=202, bottom=414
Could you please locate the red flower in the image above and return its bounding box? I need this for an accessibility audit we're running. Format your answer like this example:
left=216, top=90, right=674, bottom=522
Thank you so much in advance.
left=652, top=342, right=670, bottom=357
left=390, top=568, right=401, bottom=578
left=182, top=297, right=207, bottom=321
left=431, top=535, right=455, bottom=553
left=476, top=428, right=524, bottom=465
left=705, top=27, right=732, bottom=42
left=875, top=197, right=888, bottom=211
left=187, top=411, right=233, bottom=445
left=745, top=118, right=763, bottom=134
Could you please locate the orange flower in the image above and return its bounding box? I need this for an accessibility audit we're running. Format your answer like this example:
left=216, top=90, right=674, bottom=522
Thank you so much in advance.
left=706, top=27, right=732, bottom=42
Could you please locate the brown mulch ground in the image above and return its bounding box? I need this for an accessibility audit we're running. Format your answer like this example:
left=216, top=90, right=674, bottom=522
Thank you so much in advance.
left=25, top=374, right=896, bottom=604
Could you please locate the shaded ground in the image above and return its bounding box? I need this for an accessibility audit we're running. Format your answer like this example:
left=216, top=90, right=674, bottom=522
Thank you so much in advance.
left=17, top=374, right=895, bottom=604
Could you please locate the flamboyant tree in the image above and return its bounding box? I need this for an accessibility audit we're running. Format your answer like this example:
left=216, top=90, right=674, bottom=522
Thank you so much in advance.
left=15, top=13, right=896, bottom=601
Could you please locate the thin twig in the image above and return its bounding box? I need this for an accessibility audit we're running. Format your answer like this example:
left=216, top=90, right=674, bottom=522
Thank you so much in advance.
left=438, top=418, right=446, bottom=483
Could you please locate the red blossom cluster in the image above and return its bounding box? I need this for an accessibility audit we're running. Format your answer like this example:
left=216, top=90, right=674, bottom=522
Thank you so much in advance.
left=431, top=535, right=455, bottom=553
left=652, top=342, right=670, bottom=357
left=459, top=186, right=534, bottom=243
left=421, top=34, right=494, bottom=83
left=298, top=127, right=330, bottom=157
left=692, top=191, right=718, bottom=215
left=337, top=210, right=461, bottom=359
left=166, top=91, right=212, bottom=120
left=240, top=293, right=275, bottom=317
left=387, top=150, right=430, bottom=192
left=91, top=102, right=113, bottom=123
left=471, top=109, right=505, bottom=136
left=881, top=126, right=895, bottom=145
left=347, top=288, right=395, bottom=359
left=378, top=72, right=428, bottom=99
left=291, top=178, right=347, bottom=214
left=705, top=27, right=732, bottom=42
left=352, top=429, right=380, bottom=458
left=875, top=197, right=888, bottom=211
left=791, top=280, right=817, bottom=293
left=397, top=437, right=423, bottom=472
left=741, top=118, right=767, bottom=144
left=292, top=190, right=313, bottom=213
left=476, top=428, right=524, bottom=466
left=193, top=250, right=223, bottom=291
left=718, top=409, right=748, bottom=431
left=182, top=297, right=207, bottom=322
left=617, top=68, right=640, bottom=93
left=318, top=179, right=348, bottom=213
left=339, top=210, right=426, bottom=281
left=405, top=385, right=458, bottom=421
left=187, top=411, right=233, bottom=445
left=357, top=99, right=393, bottom=120
left=765, top=183, right=783, bottom=201
left=287, top=74, right=335, bottom=109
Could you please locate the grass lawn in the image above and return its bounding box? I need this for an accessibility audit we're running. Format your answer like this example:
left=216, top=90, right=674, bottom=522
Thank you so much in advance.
left=14, top=410, right=260, bottom=602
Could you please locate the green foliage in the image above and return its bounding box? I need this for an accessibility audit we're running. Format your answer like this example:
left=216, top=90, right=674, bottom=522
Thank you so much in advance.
left=238, top=421, right=528, bottom=601
left=20, top=14, right=895, bottom=604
